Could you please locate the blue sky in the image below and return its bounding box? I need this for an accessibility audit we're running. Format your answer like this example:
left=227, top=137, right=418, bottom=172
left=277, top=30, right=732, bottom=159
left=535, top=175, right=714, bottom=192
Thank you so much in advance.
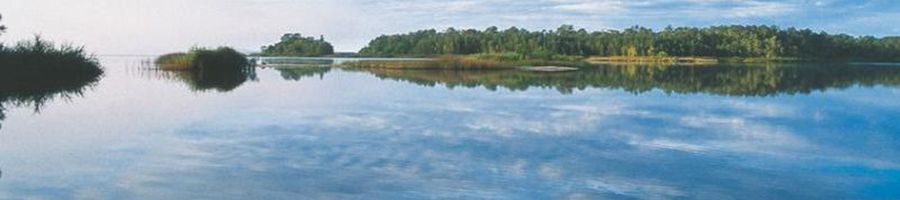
left=0, top=0, right=897, bottom=54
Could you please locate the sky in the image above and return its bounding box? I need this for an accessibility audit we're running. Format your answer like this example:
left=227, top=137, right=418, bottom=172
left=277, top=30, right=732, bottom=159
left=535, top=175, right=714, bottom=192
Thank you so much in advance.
left=0, top=0, right=898, bottom=55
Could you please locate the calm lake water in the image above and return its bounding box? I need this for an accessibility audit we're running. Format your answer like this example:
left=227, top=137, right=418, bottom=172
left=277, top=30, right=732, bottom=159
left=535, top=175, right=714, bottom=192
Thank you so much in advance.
left=1, top=56, right=899, bottom=199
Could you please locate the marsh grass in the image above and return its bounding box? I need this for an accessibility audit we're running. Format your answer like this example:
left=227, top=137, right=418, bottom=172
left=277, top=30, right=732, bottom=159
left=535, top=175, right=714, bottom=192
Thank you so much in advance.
left=344, top=54, right=589, bottom=69
left=0, top=36, right=104, bottom=129
left=154, top=47, right=256, bottom=92
left=0, top=37, right=103, bottom=89
left=155, top=47, right=250, bottom=71
left=586, top=56, right=720, bottom=64
left=155, top=53, right=193, bottom=70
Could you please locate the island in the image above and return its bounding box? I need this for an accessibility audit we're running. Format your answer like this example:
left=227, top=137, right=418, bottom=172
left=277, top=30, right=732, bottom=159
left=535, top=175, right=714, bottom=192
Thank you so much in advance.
left=259, top=33, right=335, bottom=57
left=154, top=47, right=256, bottom=92
left=348, top=25, right=900, bottom=68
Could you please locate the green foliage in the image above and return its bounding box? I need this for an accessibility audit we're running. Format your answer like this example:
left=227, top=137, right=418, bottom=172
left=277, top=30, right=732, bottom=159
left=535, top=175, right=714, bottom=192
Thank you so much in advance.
left=344, top=54, right=588, bottom=70
left=154, top=47, right=255, bottom=92
left=261, top=33, right=334, bottom=57
left=0, top=36, right=103, bottom=130
left=360, top=25, right=900, bottom=61
left=355, top=64, right=900, bottom=96
left=0, top=36, right=104, bottom=90
left=156, top=47, right=250, bottom=71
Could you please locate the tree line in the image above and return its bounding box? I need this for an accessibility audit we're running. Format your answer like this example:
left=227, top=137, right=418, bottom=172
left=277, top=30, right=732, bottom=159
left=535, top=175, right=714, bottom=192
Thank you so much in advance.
left=261, top=33, right=334, bottom=57
left=359, top=25, right=900, bottom=61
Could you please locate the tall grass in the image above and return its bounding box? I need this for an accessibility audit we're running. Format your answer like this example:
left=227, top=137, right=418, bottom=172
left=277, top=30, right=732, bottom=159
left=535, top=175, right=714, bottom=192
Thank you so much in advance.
left=0, top=36, right=104, bottom=89
left=154, top=47, right=255, bottom=92
left=0, top=36, right=104, bottom=129
left=155, top=47, right=250, bottom=71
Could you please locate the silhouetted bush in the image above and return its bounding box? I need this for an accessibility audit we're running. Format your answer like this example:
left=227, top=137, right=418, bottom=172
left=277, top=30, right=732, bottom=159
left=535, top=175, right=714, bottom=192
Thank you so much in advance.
left=0, top=36, right=103, bottom=130
left=155, top=47, right=256, bottom=92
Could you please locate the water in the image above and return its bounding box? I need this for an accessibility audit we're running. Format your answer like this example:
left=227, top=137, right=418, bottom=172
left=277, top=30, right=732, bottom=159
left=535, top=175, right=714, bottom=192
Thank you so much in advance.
left=1, top=56, right=899, bottom=199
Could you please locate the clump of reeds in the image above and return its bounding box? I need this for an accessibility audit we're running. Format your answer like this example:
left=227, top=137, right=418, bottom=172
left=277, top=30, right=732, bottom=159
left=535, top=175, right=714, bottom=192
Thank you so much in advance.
left=0, top=36, right=104, bottom=128
left=154, top=47, right=255, bottom=92
left=155, top=47, right=250, bottom=71
left=0, top=36, right=104, bottom=95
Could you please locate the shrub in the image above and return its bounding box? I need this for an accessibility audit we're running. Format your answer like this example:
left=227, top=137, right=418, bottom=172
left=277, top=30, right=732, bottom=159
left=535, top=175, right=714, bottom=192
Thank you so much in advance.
left=154, top=47, right=255, bottom=92
left=0, top=36, right=103, bottom=95
left=0, top=36, right=103, bottom=130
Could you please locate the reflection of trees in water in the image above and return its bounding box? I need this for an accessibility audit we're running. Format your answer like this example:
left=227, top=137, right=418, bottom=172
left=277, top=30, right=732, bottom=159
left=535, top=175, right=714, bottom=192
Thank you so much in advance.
left=276, top=67, right=331, bottom=81
left=145, top=66, right=258, bottom=92
left=0, top=69, right=100, bottom=131
left=358, top=64, right=900, bottom=96
left=0, top=37, right=105, bottom=130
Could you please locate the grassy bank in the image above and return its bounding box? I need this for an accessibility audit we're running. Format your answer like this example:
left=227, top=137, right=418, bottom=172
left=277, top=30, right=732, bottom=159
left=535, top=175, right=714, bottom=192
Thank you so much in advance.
left=587, top=56, right=719, bottom=64
left=344, top=53, right=589, bottom=69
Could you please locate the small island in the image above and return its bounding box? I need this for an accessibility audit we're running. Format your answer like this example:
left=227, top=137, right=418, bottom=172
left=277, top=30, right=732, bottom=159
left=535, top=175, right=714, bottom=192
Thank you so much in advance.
left=259, top=33, right=334, bottom=57
left=154, top=47, right=256, bottom=92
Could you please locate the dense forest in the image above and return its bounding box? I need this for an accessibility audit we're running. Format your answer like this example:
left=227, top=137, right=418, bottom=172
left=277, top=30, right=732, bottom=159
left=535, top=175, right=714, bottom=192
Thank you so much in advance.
left=359, top=25, right=900, bottom=61
left=261, top=33, right=334, bottom=57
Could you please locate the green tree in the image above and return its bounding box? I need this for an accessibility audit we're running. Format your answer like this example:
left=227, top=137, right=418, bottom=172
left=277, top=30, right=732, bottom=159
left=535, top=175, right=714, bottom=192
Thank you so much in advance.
left=359, top=25, right=900, bottom=61
left=262, top=33, right=334, bottom=57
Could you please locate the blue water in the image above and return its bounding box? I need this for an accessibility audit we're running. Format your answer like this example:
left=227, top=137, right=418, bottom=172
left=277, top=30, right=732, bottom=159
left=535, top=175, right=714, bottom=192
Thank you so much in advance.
left=0, top=56, right=898, bottom=199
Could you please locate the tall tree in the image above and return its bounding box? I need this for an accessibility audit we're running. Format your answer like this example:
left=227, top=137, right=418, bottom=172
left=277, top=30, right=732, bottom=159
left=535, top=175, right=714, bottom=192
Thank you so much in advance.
left=261, top=33, right=334, bottom=57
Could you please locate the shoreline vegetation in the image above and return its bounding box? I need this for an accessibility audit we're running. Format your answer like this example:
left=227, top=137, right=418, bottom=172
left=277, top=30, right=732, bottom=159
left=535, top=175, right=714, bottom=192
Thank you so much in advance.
left=155, top=47, right=250, bottom=70
left=0, top=37, right=104, bottom=130
left=250, top=24, right=899, bottom=70
left=0, top=37, right=104, bottom=93
left=343, top=54, right=587, bottom=70
left=154, top=47, right=257, bottom=92
left=584, top=56, right=815, bottom=64
left=258, top=33, right=334, bottom=57
left=586, top=56, right=719, bottom=64
left=350, top=25, right=899, bottom=68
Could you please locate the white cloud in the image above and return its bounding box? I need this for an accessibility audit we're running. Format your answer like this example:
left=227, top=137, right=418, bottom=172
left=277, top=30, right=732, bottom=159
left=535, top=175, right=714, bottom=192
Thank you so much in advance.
left=553, top=0, right=628, bottom=14
left=727, top=1, right=797, bottom=17
left=586, top=177, right=686, bottom=200
left=4, top=0, right=894, bottom=54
